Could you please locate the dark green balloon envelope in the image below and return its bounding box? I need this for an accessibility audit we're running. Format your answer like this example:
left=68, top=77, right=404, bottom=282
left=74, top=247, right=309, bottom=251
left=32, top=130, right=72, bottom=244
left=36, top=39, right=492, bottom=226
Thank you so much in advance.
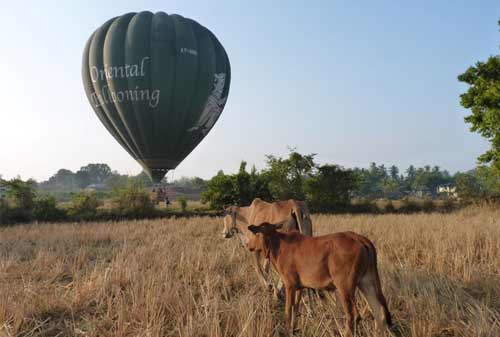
left=82, top=12, right=231, bottom=183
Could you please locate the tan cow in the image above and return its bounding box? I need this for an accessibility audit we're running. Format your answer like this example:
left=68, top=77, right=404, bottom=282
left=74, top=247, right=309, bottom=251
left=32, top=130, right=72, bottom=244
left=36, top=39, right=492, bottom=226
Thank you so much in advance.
left=222, top=198, right=313, bottom=289
left=247, top=223, right=392, bottom=337
left=222, top=198, right=312, bottom=237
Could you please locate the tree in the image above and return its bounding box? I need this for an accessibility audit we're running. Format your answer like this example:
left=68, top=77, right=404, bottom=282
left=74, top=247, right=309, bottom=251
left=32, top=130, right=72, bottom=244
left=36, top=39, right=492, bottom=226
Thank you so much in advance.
left=471, top=166, right=500, bottom=198
left=1, top=178, right=37, bottom=222
left=68, top=191, right=101, bottom=219
left=234, top=161, right=253, bottom=205
left=389, top=165, right=400, bottom=182
left=171, top=176, right=207, bottom=189
left=404, top=165, right=417, bottom=190
left=201, top=163, right=272, bottom=209
left=458, top=23, right=500, bottom=171
left=113, top=178, right=154, bottom=217
left=34, top=194, right=66, bottom=222
left=104, top=171, right=129, bottom=190
left=264, top=149, right=316, bottom=200
left=305, top=165, right=359, bottom=211
left=40, top=169, right=79, bottom=192
left=75, top=163, right=112, bottom=188
left=454, top=172, right=480, bottom=200
left=201, top=170, right=236, bottom=209
left=3, top=178, right=36, bottom=211
left=354, top=163, right=386, bottom=198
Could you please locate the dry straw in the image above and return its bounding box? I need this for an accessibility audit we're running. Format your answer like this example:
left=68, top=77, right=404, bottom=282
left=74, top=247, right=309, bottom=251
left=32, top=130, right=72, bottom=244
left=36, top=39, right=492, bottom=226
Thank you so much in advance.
left=1, top=205, right=499, bottom=336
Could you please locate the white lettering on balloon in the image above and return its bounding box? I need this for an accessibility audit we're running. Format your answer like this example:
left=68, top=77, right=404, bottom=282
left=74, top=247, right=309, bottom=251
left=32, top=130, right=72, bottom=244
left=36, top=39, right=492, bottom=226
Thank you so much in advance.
left=89, top=56, right=160, bottom=108
left=90, top=57, right=150, bottom=82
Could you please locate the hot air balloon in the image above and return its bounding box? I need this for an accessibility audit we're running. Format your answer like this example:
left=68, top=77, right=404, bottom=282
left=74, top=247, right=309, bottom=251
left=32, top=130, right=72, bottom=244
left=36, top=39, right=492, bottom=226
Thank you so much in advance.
left=82, top=11, right=230, bottom=183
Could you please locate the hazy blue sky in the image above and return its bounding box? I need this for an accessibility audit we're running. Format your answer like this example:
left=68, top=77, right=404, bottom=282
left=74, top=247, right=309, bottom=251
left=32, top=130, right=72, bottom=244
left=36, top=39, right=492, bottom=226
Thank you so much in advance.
left=1, top=1, right=498, bottom=181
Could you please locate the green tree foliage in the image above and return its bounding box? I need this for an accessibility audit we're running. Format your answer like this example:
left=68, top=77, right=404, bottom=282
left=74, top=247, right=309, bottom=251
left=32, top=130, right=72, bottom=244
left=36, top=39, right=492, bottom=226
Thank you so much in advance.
left=0, top=197, right=8, bottom=224
left=172, top=176, right=207, bottom=189
left=68, top=191, right=101, bottom=219
left=113, top=178, right=154, bottom=217
left=104, top=171, right=129, bottom=191
left=201, top=170, right=235, bottom=209
left=75, top=163, right=113, bottom=188
left=201, top=163, right=272, bottom=209
left=34, top=194, right=66, bottom=222
left=413, top=166, right=452, bottom=193
left=355, top=163, right=387, bottom=198
left=475, top=165, right=500, bottom=197
left=1, top=178, right=37, bottom=222
left=454, top=172, right=481, bottom=200
left=177, top=196, right=188, bottom=212
left=458, top=23, right=500, bottom=171
left=355, top=163, right=452, bottom=199
left=305, top=164, right=359, bottom=211
left=264, top=150, right=316, bottom=200
left=39, top=169, right=79, bottom=192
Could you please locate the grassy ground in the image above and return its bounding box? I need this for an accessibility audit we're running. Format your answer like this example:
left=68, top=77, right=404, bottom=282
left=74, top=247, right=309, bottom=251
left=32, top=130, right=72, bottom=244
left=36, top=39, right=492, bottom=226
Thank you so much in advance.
left=1, top=206, right=499, bottom=337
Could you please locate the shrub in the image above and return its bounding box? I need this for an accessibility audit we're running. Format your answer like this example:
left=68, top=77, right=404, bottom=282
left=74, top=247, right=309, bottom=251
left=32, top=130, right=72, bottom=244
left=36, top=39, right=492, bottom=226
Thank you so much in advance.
left=421, top=198, right=436, bottom=213
left=113, top=179, right=154, bottom=218
left=34, top=194, right=66, bottom=222
left=441, top=198, right=456, bottom=212
left=177, top=196, right=188, bottom=212
left=69, top=191, right=101, bottom=220
left=399, top=197, right=421, bottom=213
left=0, top=197, right=11, bottom=225
left=346, top=199, right=378, bottom=214
left=384, top=200, right=396, bottom=213
left=1, top=178, right=36, bottom=223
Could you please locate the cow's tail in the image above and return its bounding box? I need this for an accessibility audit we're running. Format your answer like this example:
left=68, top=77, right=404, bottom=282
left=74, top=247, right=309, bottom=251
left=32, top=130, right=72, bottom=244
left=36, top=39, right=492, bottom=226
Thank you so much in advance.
left=366, top=239, right=393, bottom=328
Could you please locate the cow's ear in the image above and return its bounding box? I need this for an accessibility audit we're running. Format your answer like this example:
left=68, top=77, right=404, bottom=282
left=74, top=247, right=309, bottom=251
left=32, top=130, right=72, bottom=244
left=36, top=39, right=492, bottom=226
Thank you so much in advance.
left=247, top=225, right=260, bottom=234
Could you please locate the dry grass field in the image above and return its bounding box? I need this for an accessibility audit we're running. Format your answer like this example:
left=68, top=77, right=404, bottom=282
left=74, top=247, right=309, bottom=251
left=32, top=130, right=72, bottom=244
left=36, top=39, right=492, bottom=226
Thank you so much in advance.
left=1, top=206, right=499, bottom=337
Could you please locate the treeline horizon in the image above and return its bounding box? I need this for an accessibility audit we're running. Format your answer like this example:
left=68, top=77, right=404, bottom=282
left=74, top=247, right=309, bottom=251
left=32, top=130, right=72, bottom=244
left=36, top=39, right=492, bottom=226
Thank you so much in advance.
left=1, top=149, right=499, bottom=225
left=1, top=161, right=477, bottom=191
left=1, top=151, right=498, bottom=203
left=198, top=150, right=499, bottom=212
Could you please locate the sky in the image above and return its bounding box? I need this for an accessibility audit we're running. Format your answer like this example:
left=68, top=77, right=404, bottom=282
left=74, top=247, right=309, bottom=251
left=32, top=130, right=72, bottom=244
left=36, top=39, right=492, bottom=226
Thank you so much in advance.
left=0, top=0, right=499, bottom=182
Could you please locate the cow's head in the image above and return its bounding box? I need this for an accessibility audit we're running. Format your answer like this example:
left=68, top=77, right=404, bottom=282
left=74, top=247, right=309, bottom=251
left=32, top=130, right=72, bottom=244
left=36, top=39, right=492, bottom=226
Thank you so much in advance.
left=221, top=205, right=238, bottom=239
left=247, top=223, right=282, bottom=258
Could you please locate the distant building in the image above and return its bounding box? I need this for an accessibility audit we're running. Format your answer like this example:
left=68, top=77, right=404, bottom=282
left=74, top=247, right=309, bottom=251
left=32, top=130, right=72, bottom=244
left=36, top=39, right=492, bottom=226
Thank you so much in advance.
left=437, top=184, right=458, bottom=198
left=412, top=186, right=431, bottom=199
left=84, top=183, right=106, bottom=191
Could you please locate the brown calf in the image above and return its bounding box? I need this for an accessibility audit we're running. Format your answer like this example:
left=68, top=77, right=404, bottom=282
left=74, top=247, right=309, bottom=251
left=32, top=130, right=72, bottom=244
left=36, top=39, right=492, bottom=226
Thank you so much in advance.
left=247, top=223, right=392, bottom=336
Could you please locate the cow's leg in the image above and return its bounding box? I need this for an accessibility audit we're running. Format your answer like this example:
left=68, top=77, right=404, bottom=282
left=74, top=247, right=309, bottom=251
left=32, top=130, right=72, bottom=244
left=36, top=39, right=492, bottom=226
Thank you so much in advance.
left=292, top=288, right=302, bottom=331
left=338, top=286, right=356, bottom=337
left=352, top=295, right=361, bottom=324
left=285, top=284, right=296, bottom=335
left=262, top=258, right=281, bottom=299
left=262, top=256, right=270, bottom=273
left=252, top=251, right=269, bottom=289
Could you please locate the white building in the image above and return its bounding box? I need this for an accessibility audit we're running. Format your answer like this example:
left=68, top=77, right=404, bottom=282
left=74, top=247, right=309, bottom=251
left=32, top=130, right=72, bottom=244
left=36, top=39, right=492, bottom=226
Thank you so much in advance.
left=437, top=184, right=458, bottom=198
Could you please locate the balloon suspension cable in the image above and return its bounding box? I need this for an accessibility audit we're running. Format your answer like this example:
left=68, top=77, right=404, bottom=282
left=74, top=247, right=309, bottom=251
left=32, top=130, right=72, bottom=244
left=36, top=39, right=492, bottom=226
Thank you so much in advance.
left=151, top=168, right=169, bottom=186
